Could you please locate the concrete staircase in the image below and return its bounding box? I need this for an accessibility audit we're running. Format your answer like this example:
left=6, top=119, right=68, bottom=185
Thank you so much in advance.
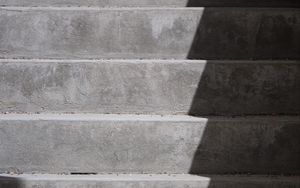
left=0, top=1, right=299, bottom=188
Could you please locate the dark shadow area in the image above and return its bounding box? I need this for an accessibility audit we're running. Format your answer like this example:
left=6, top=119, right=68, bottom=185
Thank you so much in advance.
left=185, top=7, right=300, bottom=60
left=186, top=1, right=300, bottom=187
left=186, top=0, right=300, bottom=7
left=188, top=119, right=300, bottom=175
left=0, top=176, right=23, bottom=188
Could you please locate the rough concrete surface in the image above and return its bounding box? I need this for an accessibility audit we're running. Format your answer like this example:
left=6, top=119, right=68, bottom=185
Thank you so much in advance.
left=0, top=114, right=299, bottom=174
left=0, top=8, right=299, bottom=59
left=0, top=0, right=299, bottom=7
left=0, top=174, right=299, bottom=188
left=0, top=59, right=299, bottom=115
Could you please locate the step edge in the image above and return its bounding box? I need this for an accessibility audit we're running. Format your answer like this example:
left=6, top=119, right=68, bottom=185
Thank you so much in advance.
left=1, top=6, right=299, bottom=11
left=0, top=113, right=299, bottom=122
left=0, top=174, right=299, bottom=181
left=0, top=59, right=299, bottom=64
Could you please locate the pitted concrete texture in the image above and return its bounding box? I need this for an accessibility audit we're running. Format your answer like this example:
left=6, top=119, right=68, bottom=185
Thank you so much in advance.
left=0, top=8, right=299, bottom=59
left=0, top=114, right=299, bottom=174
left=0, top=0, right=298, bottom=7
left=0, top=59, right=299, bottom=115
left=0, top=174, right=299, bottom=188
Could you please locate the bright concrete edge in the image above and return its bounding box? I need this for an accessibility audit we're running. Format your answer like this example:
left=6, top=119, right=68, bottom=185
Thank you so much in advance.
left=0, top=175, right=299, bottom=188
left=0, top=59, right=299, bottom=64
left=0, top=113, right=299, bottom=122
left=0, top=174, right=210, bottom=181
left=0, top=174, right=299, bottom=181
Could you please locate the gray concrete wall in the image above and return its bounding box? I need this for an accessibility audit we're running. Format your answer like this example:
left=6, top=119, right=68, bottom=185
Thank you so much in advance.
left=0, top=60, right=299, bottom=115
left=0, top=8, right=299, bottom=59
left=0, top=114, right=299, bottom=174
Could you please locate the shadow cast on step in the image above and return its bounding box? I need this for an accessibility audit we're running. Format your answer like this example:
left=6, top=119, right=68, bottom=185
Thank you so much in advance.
left=185, top=1, right=300, bottom=187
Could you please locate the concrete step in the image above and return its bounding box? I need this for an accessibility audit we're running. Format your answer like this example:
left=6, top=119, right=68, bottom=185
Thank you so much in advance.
left=0, top=7, right=299, bottom=60
left=0, top=0, right=299, bottom=7
left=0, top=59, right=299, bottom=115
left=0, top=114, right=299, bottom=174
left=0, top=174, right=299, bottom=188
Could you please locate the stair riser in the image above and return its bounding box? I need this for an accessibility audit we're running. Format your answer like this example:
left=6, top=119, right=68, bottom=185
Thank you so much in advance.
left=0, top=8, right=299, bottom=59
left=0, top=0, right=299, bottom=7
left=0, top=116, right=299, bottom=174
left=0, top=60, right=299, bottom=115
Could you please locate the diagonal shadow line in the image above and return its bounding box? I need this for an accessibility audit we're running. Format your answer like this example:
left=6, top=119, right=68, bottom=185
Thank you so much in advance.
left=185, top=1, right=300, bottom=186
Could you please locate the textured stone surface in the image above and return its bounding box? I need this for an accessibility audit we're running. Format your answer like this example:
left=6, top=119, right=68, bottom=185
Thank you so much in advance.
left=0, top=114, right=299, bottom=174
left=0, top=0, right=298, bottom=7
left=0, top=174, right=299, bottom=188
left=0, top=8, right=299, bottom=59
left=0, top=59, right=299, bottom=115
